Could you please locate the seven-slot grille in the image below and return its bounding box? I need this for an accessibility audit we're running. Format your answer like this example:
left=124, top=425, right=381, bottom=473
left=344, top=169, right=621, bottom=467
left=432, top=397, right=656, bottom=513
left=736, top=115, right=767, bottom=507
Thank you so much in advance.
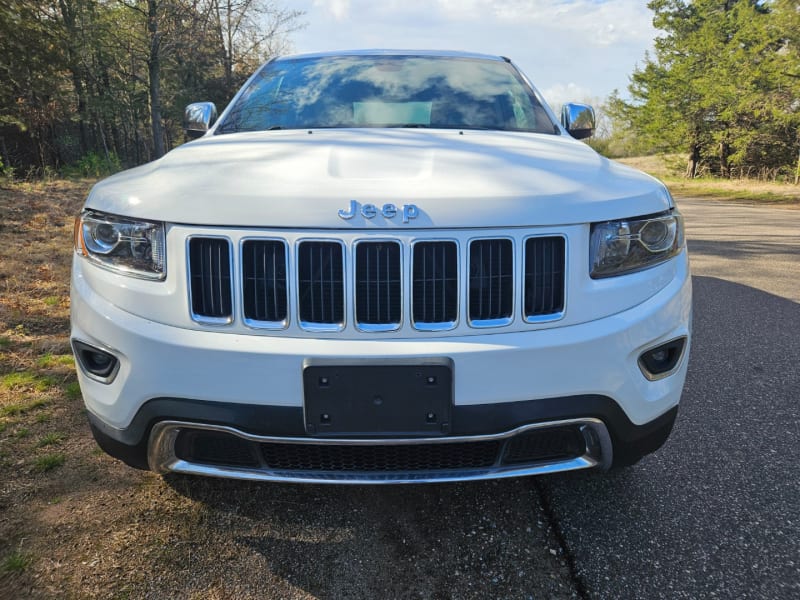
left=188, top=235, right=566, bottom=330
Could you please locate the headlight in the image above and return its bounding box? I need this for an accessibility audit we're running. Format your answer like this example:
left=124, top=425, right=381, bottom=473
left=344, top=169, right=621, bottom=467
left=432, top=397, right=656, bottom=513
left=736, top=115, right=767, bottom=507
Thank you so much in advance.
left=75, top=211, right=166, bottom=280
left=590, top=209, right=684, bottom=278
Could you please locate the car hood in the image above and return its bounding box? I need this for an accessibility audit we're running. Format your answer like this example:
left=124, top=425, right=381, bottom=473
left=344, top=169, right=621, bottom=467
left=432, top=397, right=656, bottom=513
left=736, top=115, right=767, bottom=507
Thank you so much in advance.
left=86, top=129, right=672, bottom=228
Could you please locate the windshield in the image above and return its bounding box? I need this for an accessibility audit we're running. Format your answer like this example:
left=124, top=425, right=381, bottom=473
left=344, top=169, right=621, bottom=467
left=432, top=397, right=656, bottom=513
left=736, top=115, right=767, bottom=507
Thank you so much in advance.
left=216, top=55, right=557, bottom=135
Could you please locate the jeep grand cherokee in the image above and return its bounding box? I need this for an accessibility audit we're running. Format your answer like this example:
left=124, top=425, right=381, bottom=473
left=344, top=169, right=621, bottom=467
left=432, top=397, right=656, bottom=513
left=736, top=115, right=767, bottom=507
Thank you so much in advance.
left=71, top=50, right=691, bottom=483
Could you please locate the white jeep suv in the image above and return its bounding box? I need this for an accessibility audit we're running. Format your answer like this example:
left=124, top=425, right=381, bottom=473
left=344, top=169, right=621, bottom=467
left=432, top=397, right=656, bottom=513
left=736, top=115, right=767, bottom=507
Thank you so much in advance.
left=71, top=50, right=691, bottom=483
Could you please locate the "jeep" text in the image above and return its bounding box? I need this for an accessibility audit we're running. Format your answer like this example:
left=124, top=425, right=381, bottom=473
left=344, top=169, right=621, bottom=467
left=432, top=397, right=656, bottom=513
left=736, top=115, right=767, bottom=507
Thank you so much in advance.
left=337, top=200, right=419, bottom=223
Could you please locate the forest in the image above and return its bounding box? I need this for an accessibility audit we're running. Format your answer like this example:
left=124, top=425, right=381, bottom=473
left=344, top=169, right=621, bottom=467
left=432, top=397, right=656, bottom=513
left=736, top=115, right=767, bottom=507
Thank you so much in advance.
left=0, top=0, right=303, bottom=177
left=1, top=0, right=799, bottom=182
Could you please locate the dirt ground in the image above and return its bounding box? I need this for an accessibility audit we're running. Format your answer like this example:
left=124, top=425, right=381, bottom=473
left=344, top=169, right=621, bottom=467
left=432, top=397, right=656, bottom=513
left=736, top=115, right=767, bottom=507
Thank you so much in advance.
left=0, top=180, right=578, bottom=599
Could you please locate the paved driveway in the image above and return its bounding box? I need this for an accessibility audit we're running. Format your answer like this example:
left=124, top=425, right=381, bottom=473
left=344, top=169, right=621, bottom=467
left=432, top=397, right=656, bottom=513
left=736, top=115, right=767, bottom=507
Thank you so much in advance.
left=539, top=198, right=800, bottom=598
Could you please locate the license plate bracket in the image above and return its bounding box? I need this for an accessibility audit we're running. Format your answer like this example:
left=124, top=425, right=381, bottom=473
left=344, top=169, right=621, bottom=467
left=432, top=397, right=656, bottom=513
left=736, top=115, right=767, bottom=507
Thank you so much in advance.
left=303, top=362, right=453, bottom=436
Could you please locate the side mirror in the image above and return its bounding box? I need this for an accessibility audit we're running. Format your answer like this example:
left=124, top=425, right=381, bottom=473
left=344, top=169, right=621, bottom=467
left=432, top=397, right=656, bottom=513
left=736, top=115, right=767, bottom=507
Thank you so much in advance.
left=183, top=102, right=218, bottom=139
left=560, top=103, right=595, bottom=139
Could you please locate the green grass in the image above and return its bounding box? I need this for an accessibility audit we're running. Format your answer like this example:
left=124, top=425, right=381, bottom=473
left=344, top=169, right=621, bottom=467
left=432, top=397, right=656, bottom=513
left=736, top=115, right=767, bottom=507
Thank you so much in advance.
left=36, top=432, right=64, bottom=447
left=0, top=404, right=24, bottom=417
left=64, top=381, right=81, bottom=400
left=2, top=551, right=31, bottom=573
left=0, top=421, right=7, bottom=434
left=1, top=398, right=49, bottom=417
left=37, top=353, right=75, bottom=369
left=14, top=427, right=30, bottom=439
left=34, top=412, right=50, bottom=423
left=0, top=371, right=55, bottom=392
left=663, top=177, right=800, bottom=204
left=43, top=296, right=61, bottom=306
left=0, top=336, right=10, bottom=349
left=34, top=453, right=65, bottom=472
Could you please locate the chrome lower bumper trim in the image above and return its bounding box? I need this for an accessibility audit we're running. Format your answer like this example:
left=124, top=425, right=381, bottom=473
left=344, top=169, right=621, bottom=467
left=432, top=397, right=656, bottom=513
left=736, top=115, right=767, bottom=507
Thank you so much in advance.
left=148, top=418, right=613, bottom=484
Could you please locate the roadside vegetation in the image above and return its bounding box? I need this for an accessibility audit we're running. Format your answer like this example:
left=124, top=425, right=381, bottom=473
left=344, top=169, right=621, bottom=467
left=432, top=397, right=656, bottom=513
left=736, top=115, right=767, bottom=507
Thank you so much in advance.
left=591, top=1, right=800, bottom=192
left=618, top=155, right=800, bottom=205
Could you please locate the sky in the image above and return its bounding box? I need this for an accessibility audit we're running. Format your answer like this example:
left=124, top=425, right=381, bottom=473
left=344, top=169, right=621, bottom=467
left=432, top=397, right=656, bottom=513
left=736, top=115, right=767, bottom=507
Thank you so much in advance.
left=287, top=0, right=658, bottom=111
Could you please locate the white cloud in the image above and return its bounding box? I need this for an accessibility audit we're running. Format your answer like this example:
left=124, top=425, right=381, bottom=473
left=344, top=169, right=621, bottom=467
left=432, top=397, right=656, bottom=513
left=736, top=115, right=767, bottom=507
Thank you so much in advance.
left=541, top=83, right=595, bottom=110
left=290, top=0, right=657, bottom=101
left=313, top=0, right=351, bottom=22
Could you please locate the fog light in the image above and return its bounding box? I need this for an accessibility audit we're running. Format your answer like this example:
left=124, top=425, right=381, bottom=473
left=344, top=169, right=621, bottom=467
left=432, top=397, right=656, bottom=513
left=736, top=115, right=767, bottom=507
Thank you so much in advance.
left=72, top=340, right=119, bottom=382
left=638, top=337, right=686, bottom=381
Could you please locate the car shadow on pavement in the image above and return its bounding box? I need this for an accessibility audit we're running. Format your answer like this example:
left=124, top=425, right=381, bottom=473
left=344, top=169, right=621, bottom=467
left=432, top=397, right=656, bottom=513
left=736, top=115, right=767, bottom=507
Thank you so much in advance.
left=536, top=275, right=800, bottom=599
left=162, top=475, right=576, bottom=598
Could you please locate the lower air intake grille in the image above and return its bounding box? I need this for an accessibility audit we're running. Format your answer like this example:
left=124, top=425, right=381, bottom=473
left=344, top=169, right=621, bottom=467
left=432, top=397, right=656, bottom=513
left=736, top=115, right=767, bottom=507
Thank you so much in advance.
left=188, top=237, right=233, bottom=322
left=175, top=430, right=259, bottom=468
left=170, top=425, right=593, bottom=476
left=524, top=237, right=565, bottom=319
left=260, top=441, right=500, bottom=472
left=502, top=426, right=585, bottom=464
left=242, top=240, right=288, bottom=325
left=469, top=238, right=513, bottom=325
left=297, top=241, right=345, bottom=327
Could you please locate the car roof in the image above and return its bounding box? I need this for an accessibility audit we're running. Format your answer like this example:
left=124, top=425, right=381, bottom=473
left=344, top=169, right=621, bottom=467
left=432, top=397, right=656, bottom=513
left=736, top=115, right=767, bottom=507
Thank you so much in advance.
left=273, top=49, right=507, bottom=62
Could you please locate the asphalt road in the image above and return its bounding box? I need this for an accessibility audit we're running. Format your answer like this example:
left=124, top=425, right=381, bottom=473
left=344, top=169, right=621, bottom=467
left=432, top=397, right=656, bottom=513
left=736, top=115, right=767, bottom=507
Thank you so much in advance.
left=539, top=198, right=800, bottom=598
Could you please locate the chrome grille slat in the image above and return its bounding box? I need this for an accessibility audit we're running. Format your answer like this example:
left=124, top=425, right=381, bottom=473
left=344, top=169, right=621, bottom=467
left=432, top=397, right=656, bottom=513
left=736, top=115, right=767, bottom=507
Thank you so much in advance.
left=412, top=241, right=458, bottom=329
left=298, top=241, right=344, bottom=329
left=524, top=236, right=565, bottom=320
left=355, top=241, right=401, bottom=330
left=242, top=240, right=288, bottom=327
left=469, top=238, right=513, bottom=326
left=188, top=237, right=233, bottom=323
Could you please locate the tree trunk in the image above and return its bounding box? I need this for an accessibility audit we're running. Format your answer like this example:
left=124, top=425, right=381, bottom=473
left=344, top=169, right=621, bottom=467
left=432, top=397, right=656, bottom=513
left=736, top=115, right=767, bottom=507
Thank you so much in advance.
left=57, top=0, right=89, bottom=155
left=148, top=0, right=166, bottom=159
left=719, top=141, right=730, bottom=178
left=686, top=144, right=700, bottom=179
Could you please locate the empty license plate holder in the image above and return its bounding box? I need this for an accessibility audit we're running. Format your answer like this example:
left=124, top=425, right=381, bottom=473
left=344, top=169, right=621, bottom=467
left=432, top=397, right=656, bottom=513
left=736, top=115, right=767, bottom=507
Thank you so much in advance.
left=303, top=361, right=453, bottom=436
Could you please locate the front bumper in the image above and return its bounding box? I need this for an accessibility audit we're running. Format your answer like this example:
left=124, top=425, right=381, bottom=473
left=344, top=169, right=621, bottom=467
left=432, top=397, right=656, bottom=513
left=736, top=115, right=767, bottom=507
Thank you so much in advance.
left=72, top=254, right=691, bottom=482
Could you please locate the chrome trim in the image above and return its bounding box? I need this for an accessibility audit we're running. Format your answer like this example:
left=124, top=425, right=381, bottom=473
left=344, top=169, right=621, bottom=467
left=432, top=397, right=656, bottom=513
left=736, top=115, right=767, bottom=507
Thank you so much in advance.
left=70, top=338, right=122, bottom=384
left=183, top=102, right=218, bottom=135
left=522, top=233, right=568, bottom=324
left=561, top=102, right=595, bottom=139
left=147, top=418, right=612, bottom=485
left=410, top=238, right=460, bottom=332
left=467, top=236, right=515, bottom=329
left=638, top=335, right=688, bottom=382
left=186, top=235, right=235, bottom=326
left=352, top=239, right=403, bottom=332
left=296, top=239, right=346, bottom=332
left=239, top=237, right=290, bottom=330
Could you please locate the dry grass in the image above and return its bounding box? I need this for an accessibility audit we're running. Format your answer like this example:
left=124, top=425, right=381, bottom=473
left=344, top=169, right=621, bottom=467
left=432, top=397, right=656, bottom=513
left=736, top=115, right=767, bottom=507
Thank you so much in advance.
left=617, top=155, right=800, bottom=205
